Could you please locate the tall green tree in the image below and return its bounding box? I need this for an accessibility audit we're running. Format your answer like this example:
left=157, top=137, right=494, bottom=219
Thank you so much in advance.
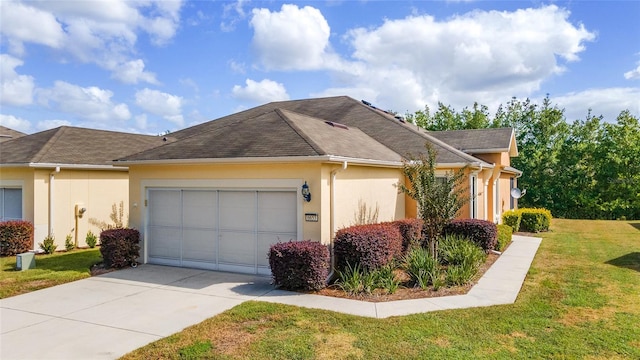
left=397, top=145, right=469, bottom=259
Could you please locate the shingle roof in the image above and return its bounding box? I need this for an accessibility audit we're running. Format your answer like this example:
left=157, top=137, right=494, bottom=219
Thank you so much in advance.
left=0, top=126, right=166, bottom=166
left=0, top=126, right=26, bottom=143
left=120, top=96, right=487, bottom=165
left=427, top=128, right=517, bottom=156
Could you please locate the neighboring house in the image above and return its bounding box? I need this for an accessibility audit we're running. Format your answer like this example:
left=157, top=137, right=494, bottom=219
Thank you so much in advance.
left=0, top=126, right=26, bottom=143
left=116, top=96, right=521, bottom=275
left=0, top=126, right=167, bottom=249
left=428, top=128, right=521, bottom=222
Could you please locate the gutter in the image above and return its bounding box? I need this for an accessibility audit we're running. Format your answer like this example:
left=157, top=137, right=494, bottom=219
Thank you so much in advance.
left=48, top=166, right=60, bottom=237
left=327, top=161, right=348, bottom=282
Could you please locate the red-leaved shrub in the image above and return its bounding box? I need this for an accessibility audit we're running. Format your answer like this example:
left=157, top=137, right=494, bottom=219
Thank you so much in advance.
left=443, top=219, right=498, bottom=251
left=100, top=228, right=140, bottom=268
left=334, top=223, right=402, bottom=272
left=0, top=220, right=33, bottom=256
left=269, top=241, right=329, bottom=290
left=390, top=218, right=424, bottom=252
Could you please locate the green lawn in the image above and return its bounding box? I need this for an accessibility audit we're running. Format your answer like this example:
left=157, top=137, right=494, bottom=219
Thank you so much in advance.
left=0, top=248, right=102, bottom=298
left=122, top=219, right=640, bottom=359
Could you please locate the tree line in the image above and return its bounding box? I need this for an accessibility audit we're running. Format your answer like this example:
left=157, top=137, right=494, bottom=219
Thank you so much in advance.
left=405, top=96, right=640, bottom=220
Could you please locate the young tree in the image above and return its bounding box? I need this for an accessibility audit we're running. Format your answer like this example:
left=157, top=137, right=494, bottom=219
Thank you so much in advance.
left=397, top=144, right=469, bottom=258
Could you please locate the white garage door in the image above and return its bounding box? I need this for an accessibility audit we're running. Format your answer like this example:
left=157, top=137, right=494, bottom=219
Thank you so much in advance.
left=147, top=189, right=297, bottom=275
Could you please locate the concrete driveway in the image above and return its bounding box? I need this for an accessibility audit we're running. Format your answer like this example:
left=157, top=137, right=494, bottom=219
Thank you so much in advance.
left=0, top=265, right=274, bottom=360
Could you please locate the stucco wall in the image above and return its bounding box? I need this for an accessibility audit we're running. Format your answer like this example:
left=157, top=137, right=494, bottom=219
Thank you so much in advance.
left=128, top=162, right=407, bottom=249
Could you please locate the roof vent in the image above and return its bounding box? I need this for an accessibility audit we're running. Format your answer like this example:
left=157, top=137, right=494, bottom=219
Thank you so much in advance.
left=361, top=100, right=372, bottom=106
left=325, top=121, right=349, bottom=130
left=394, top=115, right=405, bottom=123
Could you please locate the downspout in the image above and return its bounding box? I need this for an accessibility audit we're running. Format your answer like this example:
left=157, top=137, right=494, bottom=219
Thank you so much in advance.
left=327, top=161, right=348, bottom=282
left=48, top=166, right=60, bottom=237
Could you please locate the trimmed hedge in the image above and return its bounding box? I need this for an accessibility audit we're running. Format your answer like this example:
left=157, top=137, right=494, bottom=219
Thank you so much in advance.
left=502, top=208, right=552, bottom=233
left=496, top=224, right=513, bottom=252
left=443, top=219, right=498, bottom=251
left=0, top=220, right=33, bottom=256
left=390, top=218, right=423, bottom=252
left=334, top=223, right=403, bottom=272
left=502, top=210, right=522, bottom=232
left=520, top=208, right=552, bottom=232
left=100, top=228, right=140, bottom=268
left=269, top=240, right=329, bottom=290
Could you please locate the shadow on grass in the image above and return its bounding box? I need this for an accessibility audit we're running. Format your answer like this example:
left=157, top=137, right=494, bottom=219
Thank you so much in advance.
left=606, top=252, right=640, bottom=272
left=629, top=222, right=640, bottom=232
left=33, top=250, right=102, bottom=272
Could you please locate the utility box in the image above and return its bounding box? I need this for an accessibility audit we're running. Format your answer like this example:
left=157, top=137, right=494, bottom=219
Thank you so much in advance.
left=16, top=252, right=36, bottom=271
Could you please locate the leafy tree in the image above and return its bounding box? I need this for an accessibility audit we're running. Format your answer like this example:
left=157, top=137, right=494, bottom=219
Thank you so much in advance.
left=397, top=144, right=469, bottom=258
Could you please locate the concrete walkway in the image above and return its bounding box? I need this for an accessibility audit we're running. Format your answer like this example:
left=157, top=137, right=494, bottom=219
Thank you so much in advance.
left=1, top=235, right=540, bottom=360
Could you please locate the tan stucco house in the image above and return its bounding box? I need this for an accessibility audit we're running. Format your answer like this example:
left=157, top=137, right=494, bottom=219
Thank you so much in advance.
left=0, top=126, right=166, bottom=249
left=115, top=96, right=521, bottom=275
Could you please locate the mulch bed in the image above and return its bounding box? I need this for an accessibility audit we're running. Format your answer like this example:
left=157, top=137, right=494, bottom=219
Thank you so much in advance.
left=307, top=252, right=500, bottom=302
left=90, top=262, right=116, bottom=276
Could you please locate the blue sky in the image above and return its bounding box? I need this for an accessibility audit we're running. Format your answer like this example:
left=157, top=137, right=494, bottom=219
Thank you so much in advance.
left=1, top=0, right=639, bottom=135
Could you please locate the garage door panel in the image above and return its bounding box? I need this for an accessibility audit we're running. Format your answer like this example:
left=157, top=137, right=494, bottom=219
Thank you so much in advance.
left=182, top=229, right=216, bottom=262
left=148, top=226, right=181, bottom=260
left=219, top=231, right=255, bottom=265
left=182, top=190, right=217, bottom=228
left=258, top=192, right=296, bottom=233
left=148, top=190, right=181, bottom=227
left=219, top=191, right=255, bottom=230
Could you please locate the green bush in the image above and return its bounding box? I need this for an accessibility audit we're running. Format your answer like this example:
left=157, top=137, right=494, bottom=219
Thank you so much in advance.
left=65, top=234, right=75, bottom=252
left=496, top=224, right=513, bottom=251
left=0, top=220, right=33, bottom=256
left=502, top=209, right=522, bottom=232
left=404, top=247, right=439, bottom=289
left=439, top=235, right=486, bottom=267
left=85, top=231, right=98, bottom=248
left=336, top=262, right=365, bottom=295
left=39, top=235, right=57, bottom=254
left=519, top=208, right=552, bottom=232
left=375, top=265, right=401, bottom=294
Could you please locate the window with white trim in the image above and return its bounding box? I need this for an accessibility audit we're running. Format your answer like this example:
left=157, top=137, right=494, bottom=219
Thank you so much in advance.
left=0, top=188, right=22, bottom=221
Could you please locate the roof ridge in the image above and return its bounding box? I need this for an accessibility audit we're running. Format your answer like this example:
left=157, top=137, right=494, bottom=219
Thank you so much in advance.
left=275, top=109, right=325, bottom=156
left=31, top=127, right=66, bottom=163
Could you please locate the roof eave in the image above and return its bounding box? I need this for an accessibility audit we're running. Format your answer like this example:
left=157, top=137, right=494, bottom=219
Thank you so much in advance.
left=0, top=163, right=129, bottom=171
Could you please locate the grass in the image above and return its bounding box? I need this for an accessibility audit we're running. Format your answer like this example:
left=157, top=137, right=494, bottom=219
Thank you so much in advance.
left=0, top=248, right=102, bottom=298
left=122, top=219, right=640, bottom=359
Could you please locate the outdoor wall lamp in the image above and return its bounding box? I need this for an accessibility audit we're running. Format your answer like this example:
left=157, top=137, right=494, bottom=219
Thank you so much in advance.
left=301, top=181, right=311, bottom=202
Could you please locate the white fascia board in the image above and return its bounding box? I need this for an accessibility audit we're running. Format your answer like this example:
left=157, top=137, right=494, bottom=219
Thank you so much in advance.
left=1, top=163, right=130, bottom=171
left=461, top=148, right=509, bottom=154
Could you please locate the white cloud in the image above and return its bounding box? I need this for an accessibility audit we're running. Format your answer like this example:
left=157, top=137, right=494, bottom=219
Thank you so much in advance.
left=110, top=59, right=159, bottom=84
left=336, top=5, right=596, bottom=114
left=0, top=54, right=35, bottom=106
left=36, top=119, right=71, bottom=131
left=624, top=63, right=640, bottom=80
left=0, top=114, right=32, bottom=133
left=250, top=4, right=342, bottom=70
left=0, top=0, right=183, bottom=84
left=232, top=79, right=290, bottom=104
left=221, top=0, right=249, bottom=32
left=552, top=87, right=640, bottom=122
left=135, top=88, right=184, bottom=126
left=0, top=1, right=65, bottom=55
left=36, top=81, right=131, bottom=122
